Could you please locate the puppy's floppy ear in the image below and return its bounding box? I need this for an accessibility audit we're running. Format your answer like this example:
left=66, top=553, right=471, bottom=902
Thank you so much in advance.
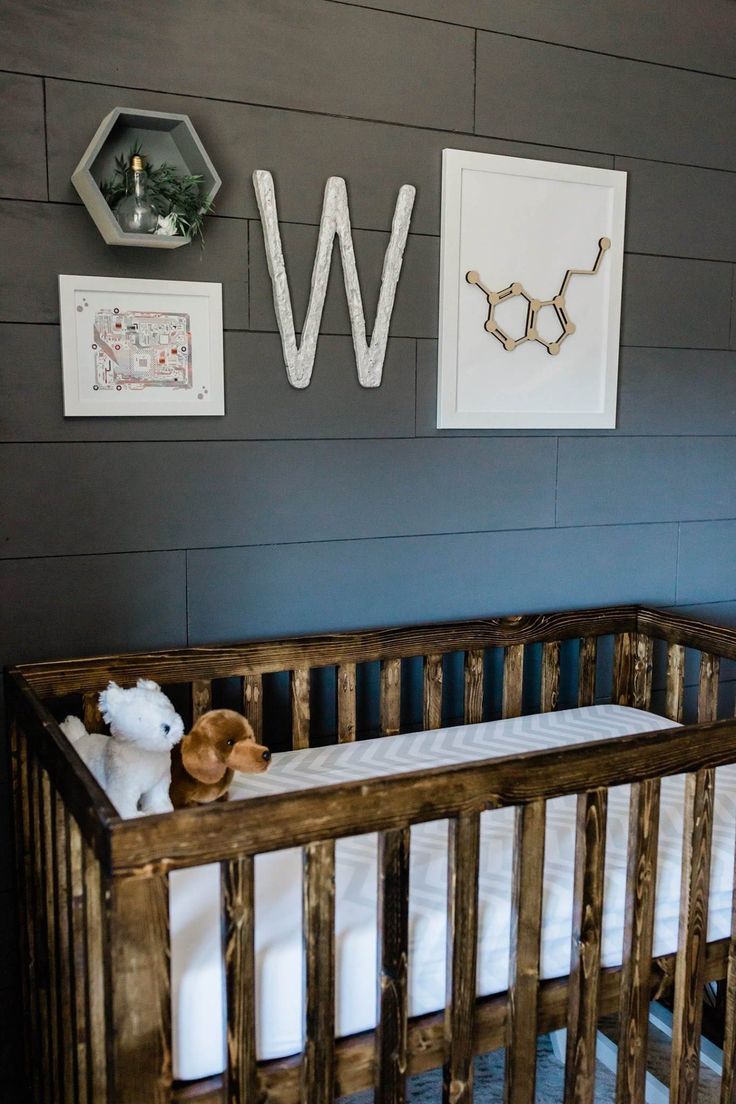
left=99, top=680, right=124, bottom=724
left=181, top=718, right=225, bottom=784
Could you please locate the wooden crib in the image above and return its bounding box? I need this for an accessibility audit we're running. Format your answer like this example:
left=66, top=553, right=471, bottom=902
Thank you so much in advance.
left=6, top=603, right=736, bottom=1104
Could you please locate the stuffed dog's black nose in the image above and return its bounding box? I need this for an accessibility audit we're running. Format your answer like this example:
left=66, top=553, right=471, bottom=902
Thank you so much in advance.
left=262, top=749, right=271, bottom=762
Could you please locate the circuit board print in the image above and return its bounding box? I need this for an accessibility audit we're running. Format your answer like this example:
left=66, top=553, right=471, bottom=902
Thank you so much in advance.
left=91, top=309, right=192, bottom=391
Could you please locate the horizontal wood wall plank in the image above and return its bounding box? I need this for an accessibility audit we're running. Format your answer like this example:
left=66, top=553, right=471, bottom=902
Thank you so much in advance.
left=476, top=32, right=736, bottom=171
left=0, top=74, right=47, bottom=200
left=558, top=438, right=736, bottom=528
left=1, top=0, right=475, bottom=130
left=0, top=437, right=558, bottom=560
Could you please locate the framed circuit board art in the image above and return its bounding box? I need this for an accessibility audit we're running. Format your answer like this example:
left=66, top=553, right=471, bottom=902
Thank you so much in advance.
left=59, top=275, right=224, bottom=416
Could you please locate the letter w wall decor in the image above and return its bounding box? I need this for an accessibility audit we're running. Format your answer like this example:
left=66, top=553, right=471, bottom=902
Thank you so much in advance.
left=253, top=170, right=416, bottom=388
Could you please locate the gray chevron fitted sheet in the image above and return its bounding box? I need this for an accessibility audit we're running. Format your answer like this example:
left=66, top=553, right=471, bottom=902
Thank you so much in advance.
left=169, top=705, right=736, bottom=1081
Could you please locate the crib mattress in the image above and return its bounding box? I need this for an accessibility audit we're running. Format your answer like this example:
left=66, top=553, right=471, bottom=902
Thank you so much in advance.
left=170, top=704, right=736, bottom=1082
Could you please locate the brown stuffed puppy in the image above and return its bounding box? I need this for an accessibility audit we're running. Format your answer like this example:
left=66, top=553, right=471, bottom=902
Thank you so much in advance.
left=170, top=708, right=271, bottom=808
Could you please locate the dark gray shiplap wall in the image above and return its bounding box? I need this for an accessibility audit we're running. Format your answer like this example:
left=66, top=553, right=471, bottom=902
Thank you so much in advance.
left=1, top=0, right=736, bottom=1092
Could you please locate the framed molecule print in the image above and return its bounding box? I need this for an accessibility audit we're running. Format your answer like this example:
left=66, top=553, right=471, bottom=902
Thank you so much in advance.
left=437, top=150, right=626, bottom=429
left=59, top=275, right=224, bottom=416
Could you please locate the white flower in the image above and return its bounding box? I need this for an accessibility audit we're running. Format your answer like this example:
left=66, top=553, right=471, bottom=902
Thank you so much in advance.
left=155, top=213, right=179, bottom=237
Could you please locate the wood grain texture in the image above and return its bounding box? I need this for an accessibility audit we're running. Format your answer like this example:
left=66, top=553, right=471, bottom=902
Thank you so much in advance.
left=671, top=768, right=715, bottom=1104
left=638, top=607, right=736, bottom=664
left=10, top=723, right=37, bottom=1099
left=83, top=690, right=104, bottom=734
left=423, top=653, right=443, bottom=731
left=463, top=648, right=484, bottom=724
left=665, top=643, right=686, bottom=723
left=291, top=667, right=311, bottom=750
left=55, top=800, right=76, bottom=1103
left=631, top=633, right=653, bottom=711
left=375, top=827, right=410, bottom=1104
left=613, top=632, right=634, bottom=706
left=110, top=716, right=736, bottom=875
left=615, top=779, right=660, bottom=1104
left=187, top=938, right=732, bottom=1104
left=505, top=800, right=546, bottom=1104
left=41, top=769, right=61, bottom=1104
left=698, top=652, right=721, bottom=723
left=564, top=788, right=608, bottom=1104
left=31, top=755, right=51, bottom=1102
left=541, top=641, right=561, bottom=712
left=337, top=663, right=357, bottom=742
left=223, top=856, right=256, bottom=1104
left=577, top=637, right=597, bottom=707
left=16, top=605, right=641, bottom=697
left=502, top=644, right=524, bottom=719
left=444, top=811, right=480, bottom=1104
left=83, top=843, right=108, bottom=1104
left=242, top=674, right=263, bottom=742
left=720, top=831, right=736, bottom=1104
left=109, top=874, right=171, bottom=1104
left=381, top=658, right=401, bottom=737
left=192, top=679, right=213, bottom=722
left=302, top=840, right=336, bottom=1104
left=68, top=814, right=89, bottom=1104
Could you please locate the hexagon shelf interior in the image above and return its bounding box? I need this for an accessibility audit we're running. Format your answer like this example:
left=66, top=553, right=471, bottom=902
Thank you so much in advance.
left=71, top=107, right=221, bottom=249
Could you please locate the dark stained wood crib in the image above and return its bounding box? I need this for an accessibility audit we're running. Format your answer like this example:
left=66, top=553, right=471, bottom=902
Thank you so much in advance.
left=7, top=603, right=736, bottom=1104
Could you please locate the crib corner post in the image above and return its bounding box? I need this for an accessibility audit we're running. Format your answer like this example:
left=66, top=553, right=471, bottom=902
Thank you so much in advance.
left=108, top=870, right=172, bottom=1104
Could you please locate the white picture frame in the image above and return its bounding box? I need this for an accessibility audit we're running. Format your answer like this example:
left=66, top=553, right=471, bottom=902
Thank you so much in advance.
left=59, top=275, right=224, bottom=416
left=437, top=149, right=627, bottom=429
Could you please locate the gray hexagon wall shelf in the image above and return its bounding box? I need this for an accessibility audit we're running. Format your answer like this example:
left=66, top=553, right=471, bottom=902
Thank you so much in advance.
left=71, top=107, right=221, bottom=249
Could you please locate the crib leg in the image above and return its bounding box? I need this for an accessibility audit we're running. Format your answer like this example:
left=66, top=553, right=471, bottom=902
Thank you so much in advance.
left=549, top=1026, right=670, bottom=1104
left=109, top=873, right=172, bottom=1104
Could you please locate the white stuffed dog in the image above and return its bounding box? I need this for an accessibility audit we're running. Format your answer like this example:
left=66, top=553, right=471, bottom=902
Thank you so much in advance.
left=61, top=678, right=184, bottom=818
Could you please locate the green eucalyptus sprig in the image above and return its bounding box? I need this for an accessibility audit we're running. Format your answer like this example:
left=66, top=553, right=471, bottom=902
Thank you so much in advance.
left=99, top=142, right=213, bottom=245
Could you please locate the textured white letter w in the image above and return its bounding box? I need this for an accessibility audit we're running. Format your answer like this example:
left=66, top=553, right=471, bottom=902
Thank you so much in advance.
left=253, top=170, right=416, bottom=388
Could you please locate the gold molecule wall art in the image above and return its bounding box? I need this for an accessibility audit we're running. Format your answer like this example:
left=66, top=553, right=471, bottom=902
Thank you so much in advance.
left=465, top=237, right=611, bottom=356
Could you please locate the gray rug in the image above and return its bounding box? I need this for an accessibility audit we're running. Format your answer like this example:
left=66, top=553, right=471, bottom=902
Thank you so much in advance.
left=341, top=1035, right=618, bottom=1102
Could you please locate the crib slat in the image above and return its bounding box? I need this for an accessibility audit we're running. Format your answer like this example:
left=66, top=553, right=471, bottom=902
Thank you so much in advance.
left=541, top=641, right=561, bottom=713
left=83, top=691, right=104, bottom=733
left=191, top=678, right=212, bottom=721
left=502, top=644, right=524, bottom=719
left=505, top=800, right=546, bottom=1104
left=224, top=856, right=256, bottom=1104
left=30, top=756, right=50, bottom=1102
left=613, top=632, right=634, bottom=706
left=631, top=634, right=653, bottom=711
left=110, top=873, right=171, bottom=1104
left=381, top=659, right=402, bottom=737
left=698, top=652, right=720, bottom=723
left=242, top=674, right=263, bottom=741
left=333, top=663, right=357, bottom=742
left=444, top=810, right=481, bottom=1104
left=564, top=788, right=608, bottom=1104
left=671, top=768, right=715, bottom=1104
left=720, top=829, right=736, bottom=1104
left=84, top=843, right=108, bottom=1104
left=615, top=779, right=661, bottom=1104
left=578, top=637, right=597, bottom=707
left=10, top=724, right=36, bottom=1099
left=68, top=815, right=89, bottom=1104
left=666, top=643, right=686, bottom=723
left=42, top=770, right=62, bottom=1104
left=375, top=827, right=410, bottom=1104
left=423, top=654, right=443, bottom=731
left=291, top=667, right=311, bottom=749
left=464, top=649, right=484, bottom=724
left=56, top=800, right=76, bottom=1103
left=302, top=840, right=336, bottom=1104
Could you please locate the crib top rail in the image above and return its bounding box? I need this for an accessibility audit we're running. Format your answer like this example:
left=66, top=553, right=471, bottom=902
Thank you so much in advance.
left=639, top=605, right=736, bottom=661
left=11, top=602, right=641, bottom=698
left=109, top=713, right=736, bottom=877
